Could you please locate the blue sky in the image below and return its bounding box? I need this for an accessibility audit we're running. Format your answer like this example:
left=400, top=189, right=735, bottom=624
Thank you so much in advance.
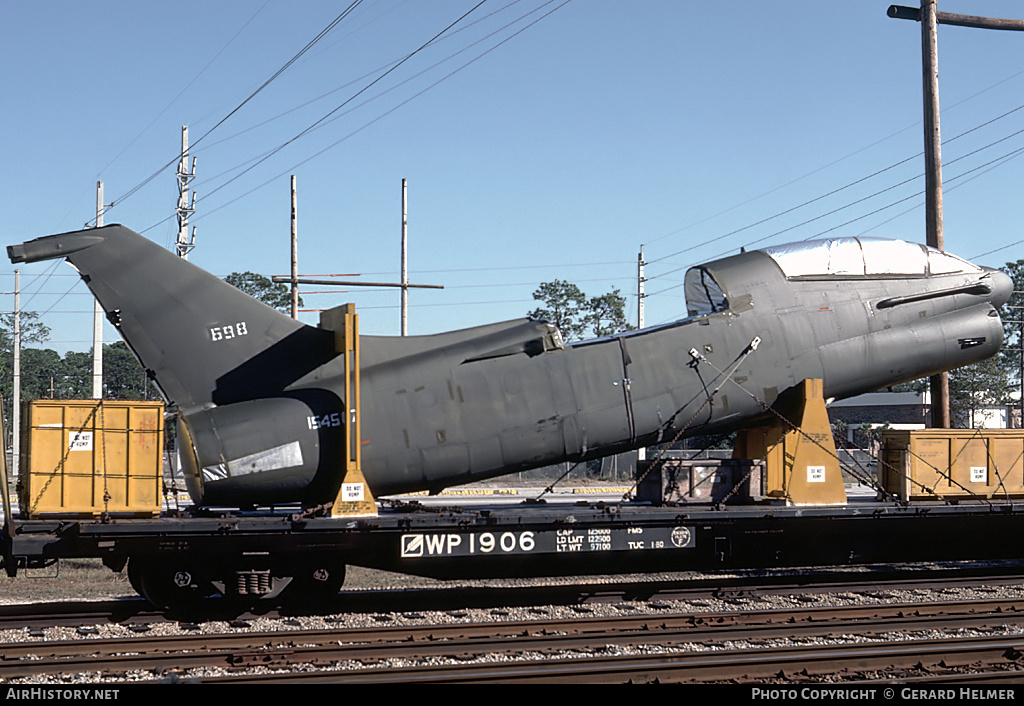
left=3, top=0, right=1024, bottom=351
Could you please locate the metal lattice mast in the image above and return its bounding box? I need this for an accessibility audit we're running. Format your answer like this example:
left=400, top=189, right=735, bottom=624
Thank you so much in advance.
left=291, top=176, right=298, bottom=320
left=175, top=126, right=197, bottom=259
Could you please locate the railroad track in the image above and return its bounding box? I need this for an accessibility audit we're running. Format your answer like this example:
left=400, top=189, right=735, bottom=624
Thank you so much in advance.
left=4, top=568, right=1024, bottom=630
left=200, top=634, right=1024, bottom=684
left=5, top=597, right=1024, bottom=682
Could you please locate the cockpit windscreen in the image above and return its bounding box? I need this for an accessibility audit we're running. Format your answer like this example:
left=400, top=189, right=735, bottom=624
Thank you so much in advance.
left=763, top=237, right=980, bottom=278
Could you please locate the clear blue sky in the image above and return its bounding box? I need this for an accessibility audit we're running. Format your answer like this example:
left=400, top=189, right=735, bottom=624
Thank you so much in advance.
left=3, top=0, right=1024, bottom=351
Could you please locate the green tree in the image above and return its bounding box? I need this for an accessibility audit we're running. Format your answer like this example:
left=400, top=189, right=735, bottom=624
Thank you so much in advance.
left=528, top=280, right=588, bottom=341
left=0, top=313, right=163, bottom=446
left=586, top=289, right=633, bottom=338
left=62, top=350, right=92, bottom=399
left=1000, top=259, right=1024, bottom=424
left=102, top=341, right=157, bottom=400
left=0, top=313, right=52, bottom=440
left=528, top=281, right=634, bottom=342
left=884, top=355, right=1012, bottom=429
left=0, top=312, right=50, bottom=352
left=949, top=354, right=1012, bottom=428
left=20, top=348, right=66, bottom=401
left=224, top=271, right=302, bottom=311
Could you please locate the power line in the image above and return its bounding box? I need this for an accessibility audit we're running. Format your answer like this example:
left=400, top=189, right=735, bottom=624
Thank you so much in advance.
left=180, top=1, right=493, bottom=214
left=646, top=143, right=1024, bottom=300
left=90, top=1, right=366, bottom=225
left=646, top=101, right=1024, bottom=270
left=642, top=70, right=1024, bottom=250
left=194, top=0, right=534, bottom=157
left=141, top=0, right=574, bottom=233
left=94, top=0, right=273, bottom=180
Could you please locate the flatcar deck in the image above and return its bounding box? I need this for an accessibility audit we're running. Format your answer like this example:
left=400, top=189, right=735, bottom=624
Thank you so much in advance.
left=6, top=497, right=1024, bottom=581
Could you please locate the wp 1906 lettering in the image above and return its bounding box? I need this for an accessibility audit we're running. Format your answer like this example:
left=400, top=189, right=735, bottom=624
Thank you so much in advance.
left=399, top=526, right=696, bottom=559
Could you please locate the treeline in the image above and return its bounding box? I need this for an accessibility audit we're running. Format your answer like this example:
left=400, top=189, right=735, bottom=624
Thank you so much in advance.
left=1, top=341, right=156, bottom=403
left=0, top=337, right=156, bottom=441
left=0, top=271, right=290, bottom=432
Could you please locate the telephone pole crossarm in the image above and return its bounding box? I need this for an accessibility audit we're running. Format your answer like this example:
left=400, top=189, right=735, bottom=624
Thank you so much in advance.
left=889, top=5, right=1024, bottom=31
left=271, top=277, right=443, bottom=290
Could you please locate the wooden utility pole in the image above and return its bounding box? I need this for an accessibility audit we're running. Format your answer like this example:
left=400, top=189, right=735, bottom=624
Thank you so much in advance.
left=637, top=245, right=646, bottom=462
left=291, top=176, right=299, bottom=320
left=12, top=271, right=19, bottom=479
left=889, top=3, right=1024, bottom=428
left=93, top=182, right=104, bottom=400
left=920, top=0, right=943, bottom=254
left=637, top=246, right=646, bottom=332
left=401, top=179, right=409, bottom=336
left=922, top=0, right=949, bottom=429
left=273, top=178, right=441, bottom=316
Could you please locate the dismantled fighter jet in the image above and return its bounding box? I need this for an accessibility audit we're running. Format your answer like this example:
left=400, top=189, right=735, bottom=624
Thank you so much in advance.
left=8, top=226, right=1012, bottom=507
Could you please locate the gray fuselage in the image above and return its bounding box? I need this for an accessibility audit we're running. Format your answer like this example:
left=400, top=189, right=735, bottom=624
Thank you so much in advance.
left=8, top=227, right=1009, bottom=506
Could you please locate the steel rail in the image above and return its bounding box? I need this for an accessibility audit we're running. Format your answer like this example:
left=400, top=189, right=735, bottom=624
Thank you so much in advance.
left=4, top=567, right=1024, bottom=630
left=4, top=597, right=1024, bottom=680
left=196, top=633, right=1024, bottom=684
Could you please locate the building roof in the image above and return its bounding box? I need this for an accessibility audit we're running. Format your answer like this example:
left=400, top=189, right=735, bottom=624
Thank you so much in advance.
left=829, top=392, right=926, bottom=408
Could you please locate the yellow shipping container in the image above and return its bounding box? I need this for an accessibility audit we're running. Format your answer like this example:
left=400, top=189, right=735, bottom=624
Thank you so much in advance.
left=19, top=400, right=165, bottom=518
left=880, top=429, right=1024, bottom=501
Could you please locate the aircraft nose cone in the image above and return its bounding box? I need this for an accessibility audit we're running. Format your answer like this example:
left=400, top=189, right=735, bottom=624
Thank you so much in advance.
left=988, top=269, right=1013, bottom=308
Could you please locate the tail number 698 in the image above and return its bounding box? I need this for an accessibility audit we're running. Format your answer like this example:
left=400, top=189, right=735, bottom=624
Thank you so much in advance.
left=210, top=322, right=248, bottom=342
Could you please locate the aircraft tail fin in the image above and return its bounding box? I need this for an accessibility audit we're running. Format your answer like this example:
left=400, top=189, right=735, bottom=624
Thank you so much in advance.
left=8, top=225, right=336, bottom=412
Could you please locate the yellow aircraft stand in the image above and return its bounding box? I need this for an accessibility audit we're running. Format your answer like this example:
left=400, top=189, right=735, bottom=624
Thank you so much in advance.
left=734, top=378, right=847, bottom=506
left=319, top=304, right=377, bottom=518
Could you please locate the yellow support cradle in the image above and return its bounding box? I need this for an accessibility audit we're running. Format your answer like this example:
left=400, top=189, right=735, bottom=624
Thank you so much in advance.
left=734, top=378, right=847, bottom=506
left=319, top=303, right=377, bottom=518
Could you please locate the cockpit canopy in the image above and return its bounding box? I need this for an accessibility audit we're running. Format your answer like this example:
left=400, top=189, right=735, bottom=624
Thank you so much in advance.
left=683, top=237, right=981, bottom=318
left=684, top=267, right=728, bottom=317
left=762, top=237, right=980, bottom=278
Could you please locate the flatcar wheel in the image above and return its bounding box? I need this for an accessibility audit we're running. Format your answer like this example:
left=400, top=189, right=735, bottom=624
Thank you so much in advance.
left=281, top=560, right=346, bottom=608
left=127, top=560, right=146, bottom=597
left=127, top=557, right=216, bottom=611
